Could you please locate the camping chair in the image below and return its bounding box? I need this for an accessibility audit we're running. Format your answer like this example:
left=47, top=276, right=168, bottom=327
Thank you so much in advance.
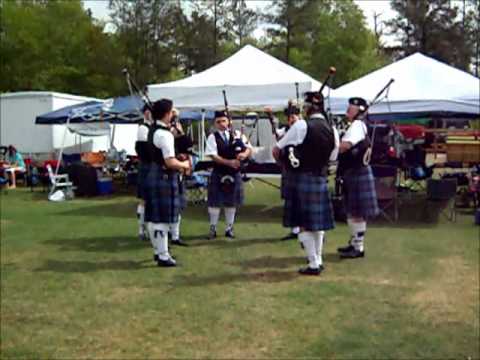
left=46, top=164, right=75, bottom=199
left=372, top=165, right=399, bottom=223
left=427, top=178, right=457, bottom=222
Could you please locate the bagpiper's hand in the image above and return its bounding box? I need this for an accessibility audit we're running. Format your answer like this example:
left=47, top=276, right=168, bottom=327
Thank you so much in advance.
left=229, top=159, right=241, bottom=170
left=236, top=152, right=248, bottom=161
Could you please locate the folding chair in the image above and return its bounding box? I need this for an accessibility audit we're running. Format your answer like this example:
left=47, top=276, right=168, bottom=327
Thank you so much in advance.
left=372, top=165, right=399, bottom=222
left=427, top=178, right=457, bottom=222
left=46, top=164, right=75, bottom=199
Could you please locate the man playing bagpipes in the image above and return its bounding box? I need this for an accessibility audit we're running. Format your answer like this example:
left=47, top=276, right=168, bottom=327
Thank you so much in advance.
left=272, top=92, right=339, bottom=275
left=205, top=110, right=252, bottom=239
left=166, top=108, right=193, bottom=247
left=144, top=99, right=192, bottom=267
left=135, top=105, right=153, bottom=242
left=265, top=103, right=301, bottom=242
left=336, top=97, right=379, bottom=259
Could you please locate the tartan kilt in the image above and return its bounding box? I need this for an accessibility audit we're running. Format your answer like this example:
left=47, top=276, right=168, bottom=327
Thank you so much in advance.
left=144, top=164, right=181, bottom=223
left=281, top=169, right=294, bottom=200
left=136, top=162, right=150, bottom=199
left=178, top=176, right=187, bottom=210
left=208, top=169, right=244, bottom=207
left=342, top=165, right=379, bottom=218
left=283, top=173, right=335, bottom=231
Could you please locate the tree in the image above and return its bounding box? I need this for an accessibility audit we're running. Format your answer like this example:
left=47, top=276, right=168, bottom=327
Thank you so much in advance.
left=0, top=0, right=124, bottom=97
left=227, top=0, right=258, bottom=47
left=262, top=0, right=388, bottom=86
left=386, top=0, right=472, bottom=71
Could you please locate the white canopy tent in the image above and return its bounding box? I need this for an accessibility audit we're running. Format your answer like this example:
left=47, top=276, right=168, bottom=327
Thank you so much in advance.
left=148, top=45, right=329, bottom=160
left=330, top=52, right=480, bottom=118
left=148, top=44, right=327, bottom=110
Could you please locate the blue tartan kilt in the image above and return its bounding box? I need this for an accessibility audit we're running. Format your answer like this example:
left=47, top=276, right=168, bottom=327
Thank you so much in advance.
left=283, top=173, right=335, bottom=231
left=136, top=162, right=150, bottom=199
left=178, top=177, right=187, bottom=210
left=144, top=164, right=181, bottom=224
left=208, top=170, right=244, bottom=207
left=342, top=165, right=379, bottom=218
left=281, top=169, right=293, bottom=200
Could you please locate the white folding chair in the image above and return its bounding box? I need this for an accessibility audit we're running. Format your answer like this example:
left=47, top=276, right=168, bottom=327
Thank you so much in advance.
left=46, top=164, right=75, bottom=199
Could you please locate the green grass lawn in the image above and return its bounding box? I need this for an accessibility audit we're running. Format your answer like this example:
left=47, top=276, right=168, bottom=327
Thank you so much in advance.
left=1, top=183, right=479, bottom=359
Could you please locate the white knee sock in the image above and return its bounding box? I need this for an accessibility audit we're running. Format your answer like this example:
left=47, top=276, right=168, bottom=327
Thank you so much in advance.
left=315, top=231, right=325, bottom=266
left=137, top=204, right=145, bottom=235
left=351, top=221, right=367, bottom=252
left=151, top=223, right=172, bottom=261
left=347, top=218, right=356, bottom=242
left=224, top=207, right=236, bottom=230
left=208, top=207, right=220, bottom=228
left=292, top=226, right=300, bottom=235
left=299, top=232, right=319, bottom=269
left=169, top=215, right=181, bottom=241
left=147, top=222, right=158, bottom=255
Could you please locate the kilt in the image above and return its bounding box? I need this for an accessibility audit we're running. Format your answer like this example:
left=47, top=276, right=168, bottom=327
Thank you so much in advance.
left=283, top=173, right=335, bottom=231
left=281, top=169, right=294, bottom=200
left=144, top=163, right=181, bottom=223
left=208, top=169, right=244, bottom=207
left=342, top=165, right=379, bottom=218
left=178, top=176, right=187, bottom=210
left=136, top=162, right=150, bottom=199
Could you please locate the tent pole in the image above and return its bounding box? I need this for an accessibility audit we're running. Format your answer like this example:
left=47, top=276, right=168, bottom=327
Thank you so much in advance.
left=53, top=115, right=70, bottom=188
left=201, top=109, right=206, bottom=160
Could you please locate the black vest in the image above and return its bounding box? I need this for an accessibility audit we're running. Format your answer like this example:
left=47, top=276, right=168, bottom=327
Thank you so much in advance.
left=213, top=131, right=243, bottom=175
left=337, top=121, right=371, bottom=174
left=147, top=123, right=171, bottom=168
left=135, top=124, right=152, bottom=163
left=296, top=119, right=334, bottom=175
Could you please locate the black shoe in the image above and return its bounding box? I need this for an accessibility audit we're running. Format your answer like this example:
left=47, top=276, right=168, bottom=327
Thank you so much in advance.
left=171, top=239, right=188, bottom=247
left=298, top=266, right=324, bottom=276
left=337, top=244, right=354, bottom=253
left=340, top=248, right=365, bottom=259
left=281, top=232, right=297, bottom=241
left=155, top=254, right=176, bottom=261
left=225, top=228, right=235, bottom=238
left=207, top=227, right=217, bottom=240
left=157, top=257, right=177, bottom=267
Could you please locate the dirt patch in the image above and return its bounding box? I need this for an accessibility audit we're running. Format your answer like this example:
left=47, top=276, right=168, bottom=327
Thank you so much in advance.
left=408, top=256, right=479, bottom=325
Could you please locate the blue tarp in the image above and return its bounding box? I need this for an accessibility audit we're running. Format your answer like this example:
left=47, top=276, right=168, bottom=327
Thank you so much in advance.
left=36, top=96, right=217, bottom=124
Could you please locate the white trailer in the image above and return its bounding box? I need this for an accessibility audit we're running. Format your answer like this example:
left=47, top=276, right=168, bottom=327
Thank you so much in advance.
left=0, top=91, right=111, bottom=155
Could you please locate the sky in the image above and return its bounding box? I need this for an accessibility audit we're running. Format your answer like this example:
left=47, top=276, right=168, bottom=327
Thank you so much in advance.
left=83, top=0, right=397, bottom=43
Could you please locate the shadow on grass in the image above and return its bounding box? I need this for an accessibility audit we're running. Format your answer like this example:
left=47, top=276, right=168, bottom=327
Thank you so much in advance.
left=54, top=201, right=136, bottom=218
left=176, top=270, right=299, bottom=287
left=228, top=255, right=305, bottom=270
left=34, top=259, right=155, bottom=273
left=43, top=236, right=148, bottom=253
left=187, top=236, right=281, bottom=248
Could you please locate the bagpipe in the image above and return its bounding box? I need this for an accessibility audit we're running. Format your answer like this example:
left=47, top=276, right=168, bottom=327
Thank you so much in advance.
left=221, top=90, right=250, bottom=186
left=123, top=68, right=195, bottom=161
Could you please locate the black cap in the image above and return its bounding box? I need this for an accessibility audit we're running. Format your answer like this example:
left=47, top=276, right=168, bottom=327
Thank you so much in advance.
left=348, top=97, right=368, bottom=108
left=215, top=110, right=229, bottom=119
left=304, top=91, right=324, bottom=105
left=151, top=99, right=173, bottom=120
left=283, top=101, right=301, bottom=116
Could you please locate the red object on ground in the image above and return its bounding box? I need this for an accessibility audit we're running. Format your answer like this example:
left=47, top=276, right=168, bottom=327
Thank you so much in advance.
left=394, top=125, right=426, bottom=140
left=43, top=160, right=59, bottom=169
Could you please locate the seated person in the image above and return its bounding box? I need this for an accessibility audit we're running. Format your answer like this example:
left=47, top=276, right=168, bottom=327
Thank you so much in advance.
left=2, top=145, right=25, bottom=188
